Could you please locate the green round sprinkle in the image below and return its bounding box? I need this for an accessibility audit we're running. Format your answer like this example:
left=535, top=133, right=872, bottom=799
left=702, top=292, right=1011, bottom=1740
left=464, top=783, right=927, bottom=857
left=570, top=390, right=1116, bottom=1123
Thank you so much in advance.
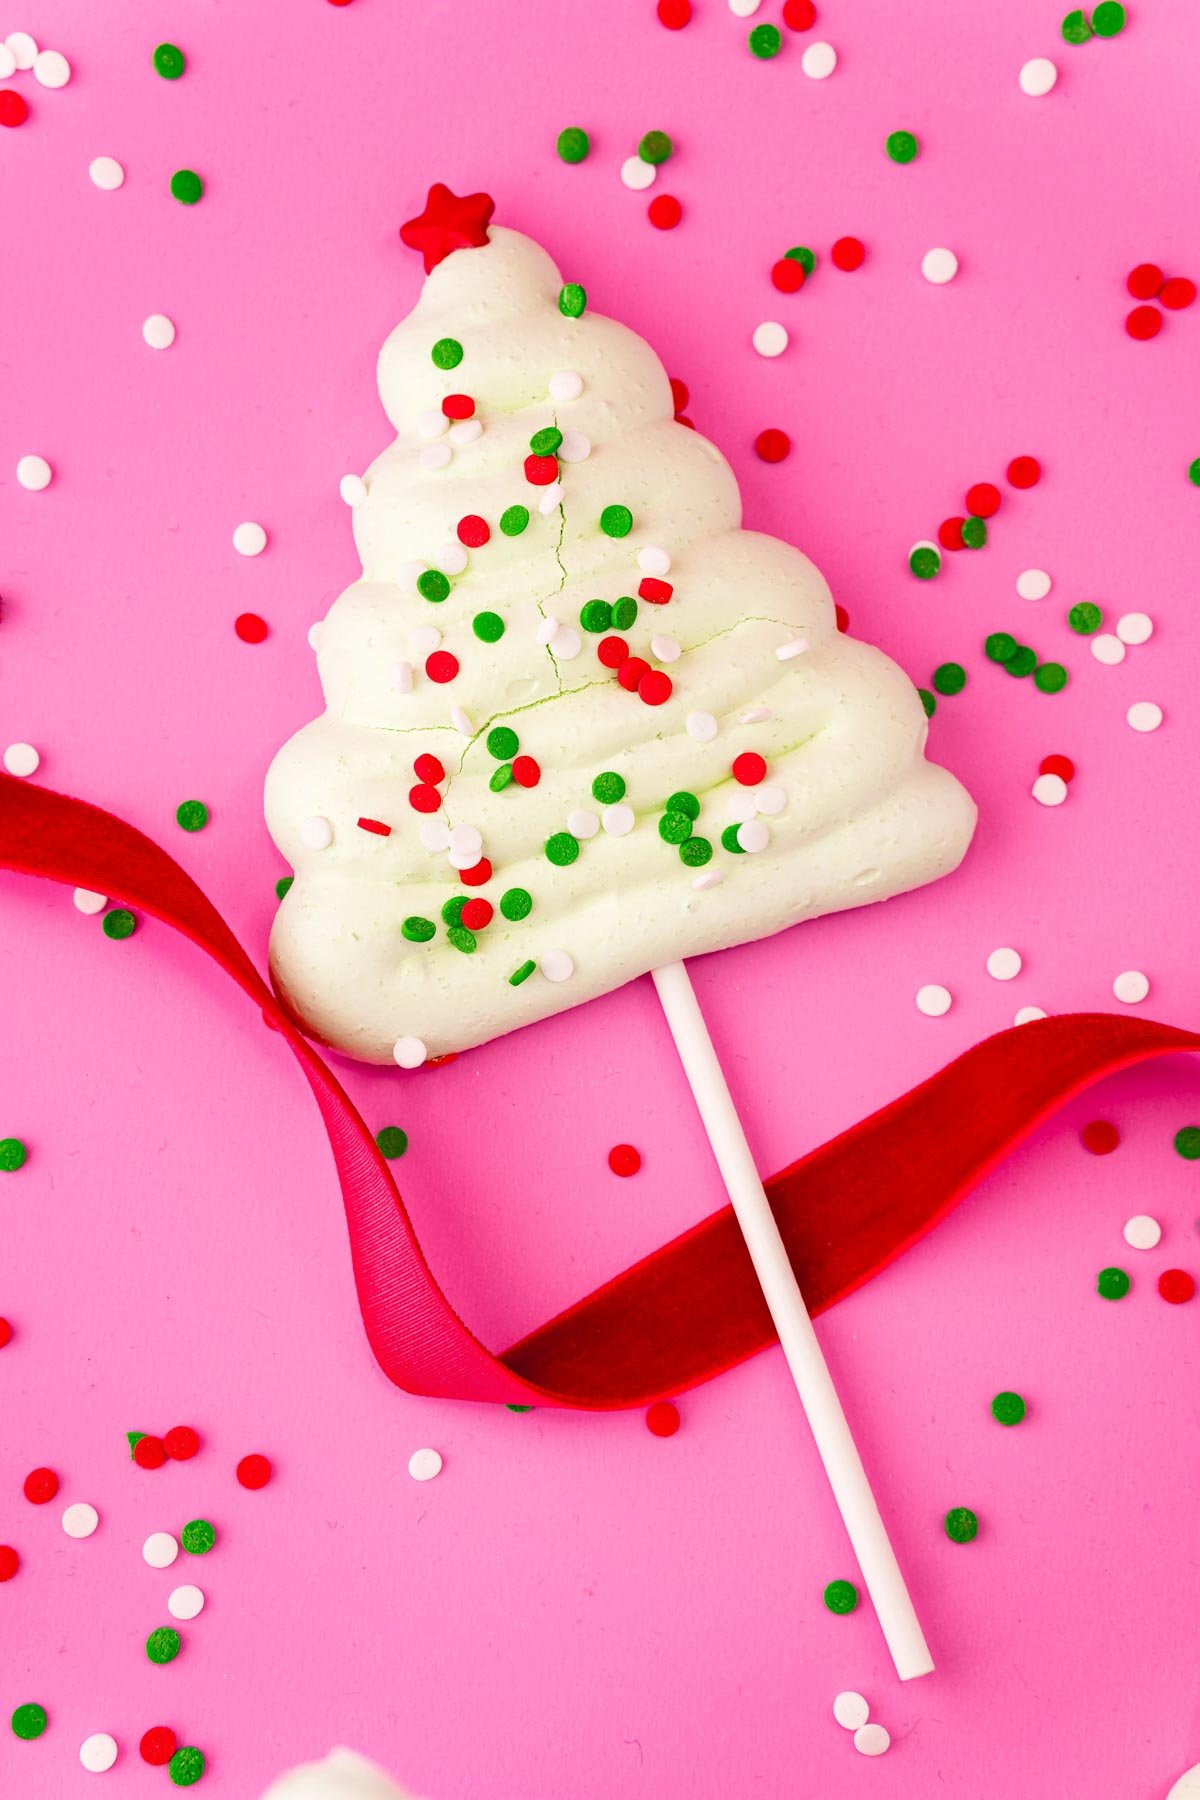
left=721, top=824, right=745, bottom=855
left=509, top=959, right=536, bottom=986
left=748, top=21, right=782, bottom=57
left=402, top=916, right=436, bottom=943
left=1091, top=0, right=1126, bottom=35
left=506, top=1403, right=532, bottom=1412
left=530, top=426, right=563, bottom=456
left=500, top=886, right=533, bottom=922
left=376, top=1126, right=408, bottom=1159
left=638, top=130, right=673, bottom=165
left=473, top=611, right=505, bottom=643
left=885, top=129, right=919, bottom=165
left=1098, top=1266, right=1130, bottom=1300
left=487, top=726, right=519, bottom=760
left=175, top=799, right=209, bottom=832
left=1174, top=1125, right=1200, bottom=1160
left=416, top=569, right=450, bottom=603
left=153, top=42, right=186, bottom=79
left=659, top=811, right=692, bottom=846
left=147, top=1626, right=182, bottom=1664
left=275, top=875, right=294, bottom=900
left=1189, top=457, right=1200, bottom=487
left=558, top=283, right=587, bottom=319
left=961, top=516, right=988, bottom=549
left=611, top=595, right=638, bottom=631
left=489, top=763, right=514, bottom=793
left=944, top=1507, right=978, bottom=1544
left=1005, top=645, right=1038, bottom=678
left=932, top=662, right=966, bottom=696
left=11, top=1703, right=47, bottom=1740
left=127, top=1431, right=146, bottom=1456
left=679, top=836, right=713, bottom=867
left=600, top=504, right=633, bottom=538
left=785, top=246, right=816, bottom=274
left=170, top=169, right=203, bottom=205
left=985, top=631, right=1018, bottom=663
left=499, top=505, right=529, bottom=536
left=918, top=687, right=937, bottom=718
left=447, top=925, right=477, bottom=955
left=1061, top=8, right=1093, bottom=42
left=169, top=1746, right=206, bottom=1787
left=546, top=832, right=579, bottom=866
left=580, top=599, right=613, bottom=633
left=909, top=544, right=941, bottom=580
left=1034, top=661, right=1068, bottom=693
left=1068, top=601, right=1101, bottom=635
left=0, top=1138, right=28, bottom=1171
left=441, top=896, right=468, bottom=927
left=180, top=1518, right=215, bottom=1555
left=666, top=790, right=700, bottom=819
left=431, top=337, right=463, bottom=370
left=823, top=1579, right=859, bottom=1614
left=991, top=1390, right=1026, bottom=1426
left=103, top=908, right=137, bottom=940
left=592, top=771, right=626, bottom=804
left=556, top=126, right=589, bottom=164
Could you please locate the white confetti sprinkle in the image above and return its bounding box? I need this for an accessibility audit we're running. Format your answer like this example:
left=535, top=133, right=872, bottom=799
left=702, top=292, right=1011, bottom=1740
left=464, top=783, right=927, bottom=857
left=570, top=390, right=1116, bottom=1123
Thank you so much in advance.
left=61, top=1502, right=99, bottom=1539
left=986, top=947, right=1022, bottom=981
left=1016, top=568, right=1051, bottom=601
left=801, top=40, right=838, bottom=79
left=755, top=785, right=787, bottom=816
left=854, top=1723, right=891, bottom=1758
left=307, top=622, right=325, bottom=651
left=916, top=984, right=952, bottom=1017
left=232, top=520, right=266, bottom=557
left=408, top=1447, right=442, bottom=1481
left=921, top=247, right=959, bottom=285
left=548, top=369, right=583, bottom=402
left=602, top=803, right=635, bottom=837
left=418, top=818, right=450, bottom=852
left=16, top=455, right=52, bottom=492
left=737, top=819, right=770, bottom=853
left=74, top=888, right=108, bottom=915
left=142, top=313, right=176, bottom=350
left=1014, top=1006, right=1048, bottom=1025
left=300, top=816, right=333, bottom=850
left=775, top=637, right=808, bottom=661
left=1113, top=969, right=1149, bottom=1004
left=740, top=706, right=772, bottom=724
left=1091, top=633, right=1126, bottom=666
left=142, top=1531, right=179, bottom=1569
left=728, top=0, right=761, bottom=14
left=833, top=1692, right=869, bottom=1731
left=339, top=473, right=367, bottom=506
left=89, top=155, right=125, bottom=191
left=1019, top=56, right=1058, bottom=97
left=558, top=430, right=591, bottom=463
left=549, top=624, right=582, bottom=660
left=168, top=1583, right=205, bottom=1621
left=418, top=442, right=453, bottom=471
left=436, top=542, right=469, bottom=576
left=752, top=321, right=788, bottom=358
left=4, top=743, right=40, bottom=777
left=1116, top=612, right=1153, bottom=645
left=5, top=32, right=38, bottom=70
left=686, top=710, right=718, bottom=742
left=79, top=1733, right=118, bottom=1774
left=1124, top=1214, right=1162, bottom=1250
left=692, top=868, right=725, bottom=890
left=540, top=949, right=575, bottom=983
left=1031, top=773, right=1068, bottom=807
left=33, top=47, right=69, bottom=87
left=451, top=706, right=474, bottom=736
left=393, top=1036, right=427, bottom=1070
left=651, top=634, right=681, bottom=663
left=416, top=409, right=448, bottom=440
left=620, top=155, right=657, bottom=192
left=638, top=546, right=672, bottom=577
left=567, top=809, right=600, bottom=840
left=409, top=624, right=441, bottom=659
left=448, top=418, right=482, bottom=446
left=1126, top=701, right=1163, bottom=733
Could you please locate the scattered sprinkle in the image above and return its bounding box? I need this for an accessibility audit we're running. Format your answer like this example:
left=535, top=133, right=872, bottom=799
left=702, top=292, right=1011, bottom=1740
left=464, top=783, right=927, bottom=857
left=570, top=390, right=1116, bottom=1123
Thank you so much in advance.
left=1019, top=57, right=1058, bottom=96
left=801, top=40, right=837, bottom=78
left=853, top=1725, right=891, bottom=1758
left=921, top=247, right=959, bottom=285
left=16, top=454, right=52, bottom=492
left=168, top=1583, right=205, bottom=1621
left=991, top=1391, right=1026, bottom=1425
left=986, top=947, right=1022, bottom=981
left=79, top=1733, right=118, bottom=1773
left=236, top=1453, right=272, bottom=1490
left=1016, top=569, right=1052, bottom=600
left=748, top=22, right=782, bottom=57
left=1123, top=1215, right=1161, bottom=1250
left=823, top=1579, right=858, bottom=1614
left=1126, top=701, right=1163, bottom=732
left=944, top=1506, right=978, bottom=1544
left=393, top=1035, right=428, bottom=1069
left=153, top=42, right=186, bottom=79
left=11, top=1703, right=48, bottom=1740
left=141, top=1728, right=177, bottom=1766
left=1158, top=1269, right=1195, bottom=1305
left=885, top=130, right=919, bottom=164
left=1097, top=1266, right=1130, bottom=1299
left=170, top=169, right=204, bottom=206
left=89, top=156, right=125, bottom=190
left=1112, top=969, right=1149, bottom=1004
left=916, top=984, right=952, bottom=1017
left=1082, top=1120, right=1120, bottom=1155
left=1174, top=1126, right=1200, bottom=1161
left=408, top=1447, right=442, bottom=1481
left=833, top=1693, right=869, bottom=1731
left=180, top=1518, right=215, bottom=1555
left=646, top=1400, right=680, bottom=1437
left=146, top=1627, right=182, bottom=1665
left=61, top=1502, right=100, bottom=1539
left=143, top=1532, right=179, bottom=1569
left=556, top=126, right=589, bottom=164
left=752, top=321, right=788, bottom=358
left=608, top=1143, right=641, bottom=1176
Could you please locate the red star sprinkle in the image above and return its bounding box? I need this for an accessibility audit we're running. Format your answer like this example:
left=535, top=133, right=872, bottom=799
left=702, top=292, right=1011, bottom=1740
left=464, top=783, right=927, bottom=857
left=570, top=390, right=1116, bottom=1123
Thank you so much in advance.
left=400, top=183, right=495, bottom=274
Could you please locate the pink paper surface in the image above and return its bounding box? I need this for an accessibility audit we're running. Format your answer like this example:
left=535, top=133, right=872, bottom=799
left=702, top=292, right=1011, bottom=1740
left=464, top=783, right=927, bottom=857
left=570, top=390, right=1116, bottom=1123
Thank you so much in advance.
left=3, top=1, right=1199, bottom=1795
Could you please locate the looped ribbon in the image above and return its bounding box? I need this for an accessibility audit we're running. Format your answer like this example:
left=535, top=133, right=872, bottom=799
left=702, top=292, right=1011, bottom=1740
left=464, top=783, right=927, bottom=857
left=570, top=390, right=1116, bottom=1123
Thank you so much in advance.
left=2, top=770, right=1196, bottom=1410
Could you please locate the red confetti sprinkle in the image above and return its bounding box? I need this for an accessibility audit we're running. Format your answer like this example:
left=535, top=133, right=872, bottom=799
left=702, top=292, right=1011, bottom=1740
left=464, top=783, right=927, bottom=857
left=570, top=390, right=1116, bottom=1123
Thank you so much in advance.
left=669, top=377, right=689, bottom=413
left=408, top=783, right=442, bottom=814
left=0, top=1545, right=19, bottom=1582
left=0, top=90, right=30, bottom=128
left=357, top=817, right=392, bottom=836
left=1039, top=754, right=1075, bottom=782
left=23, top=1468, right=58, bottom=1505
left=1006, top=455, right=1041, bottom=489
left=732, top=752, right=766, bottom=786
left=782, top=0, right=817, bottom=25
left=413, top=753, right=445, bottom=785
left=831, top=236, right=866, bottom=272
left=608, top=1143, right=642, bottom=1177
left=646, top=1400, right=680, bottom=1437
left=1081, top=1120, right=1119, bottom=1156
left=399, top=182, right=495, bottom=275
left=770, top=258, right=806, bottom=294
left=618, top=656, right=651, bottom=693
left=234, top=612, right=268, bottom=644
left=0, top=1317, right=11, bottom=1349
left=1126, top=263, right=1164, bottom=300
left=1161, top=276, right=1196, bottom=311
left=164, top=1426, right=200, bottom=1462
left=425, top=650, right=459, bottom=684
left=638, top=669, right=673, bottom=706
left=597, top=635, right=629, bottom=670
left=835, top=604, right=849, bottom=633
left=524, top=454, right=559, bottom=486
left=1125, top=305, right=1163, bottom=341
left=1158, top=1269, right=1196, bottom=1305
left=965, top=481, right=1001, bottom=519
left=938, top=516, right=966, bottom=551
left=460, top=857, right=492, bottom=887
left=511, top=754, right=541, bottom=788
left=657, top=0, right=691, bottom=26
left=140, top=1727, right=178, bottom=1766
left=133, top=1435, right=167, bottom=1470
left=648, top=194, right=682, bottom=230
left=755, top=428, right=791, bottom=463
left=236, top=1453, right=272, bottom=1491
left=441, top=394, right=475, bottom=420
left=461, top=899, right=493, bottom=931
left=638, top=577, right=673, bottom=604
left=457, top=513, right=490, bottom=547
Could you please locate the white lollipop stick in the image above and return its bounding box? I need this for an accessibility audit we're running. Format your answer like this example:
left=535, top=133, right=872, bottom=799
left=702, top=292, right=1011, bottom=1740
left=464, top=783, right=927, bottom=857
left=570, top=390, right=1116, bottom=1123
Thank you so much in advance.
left=651, top=959, right=934, bottom=1682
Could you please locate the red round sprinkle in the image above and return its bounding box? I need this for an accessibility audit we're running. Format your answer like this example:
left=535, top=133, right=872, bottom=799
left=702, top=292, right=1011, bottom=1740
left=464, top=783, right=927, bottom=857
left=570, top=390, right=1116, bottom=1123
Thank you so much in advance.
left=771, top=257, right=806, bottom=294
left=524, top=454, right=559, bottom=486
left=511, top=754, right=541, bottom=788
left=235, top=612, right=268, bottom=643
left=1006, top=455, right=1041, bottom=489
left=1158, top=1269, right=1196, bottom=1305
left=1160, top=276, right=1196, bottom=311
left=755, top=428, right=791, bottom=463
left=965, top=481, right=1001, bottom=519
left=831, top=236, right=866, bottom=272
left=1126, top=262, right=1164, bottom=300
left=164, top=1426, right=200, bottom=1462
left=638, top=577, right=673, bottom=604
left=646, top=1400, right=680, bottom=1438
left=1039, top=754, right=1075, bottom=782
left=657, top=0, right=691, bottom=26
left=597, top=635, right=629, bottom=670
left=456, top=514, right=490, bottom=548
left=1125, top=304, right=1163, bottom=340
left=0, top=90, right=30, bottom=128
left=676, top=415, right=695, bottom=430
left=669, top=377, right=689, bottom=414
left=236, top=1453, right=272, bottom=1491
left=639, top=669, right=673, bottom=706
left=732, top=752, right=767, bottom=786
left=134, top=1435, right=167, bottom=1470
left=938, top=516, right=966, bottom=551
left=0, top=1317, right=11, bottom=1348
left=618, top=656, right=651, bottom=693
left=140, top=1727, right=178, bottom=1766
left=461, top=898, right=493, bottom=931
left=460, top=857, right=493, bottom=888
left=441, top=394, right=475, bottom=419
left=414, top=753, right=445, bottom=784
left=408, top=782, right=442, bottom=814
left=782, top=0, right=817, bottom=25
left=0, top=1545, right=19, bottom=1582
left=1081, top=1120, right=1119, bottom=1156
left=425, top=650, right=459, bottom=684
left=648, top=194, right=682, bottom=230
left=608, top=1143, right=642, bottom=1177
left=357, top=816, right=391, bottom=837
left=24, top=1467, right=58, bottom=1505
left=835, top=604, right=849, bottom=633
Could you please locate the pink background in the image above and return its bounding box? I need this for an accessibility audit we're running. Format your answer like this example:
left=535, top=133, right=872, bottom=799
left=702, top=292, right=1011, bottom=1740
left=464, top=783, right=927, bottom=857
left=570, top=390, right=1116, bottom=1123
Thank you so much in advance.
left=3, top=0, right=1199, bottom=1794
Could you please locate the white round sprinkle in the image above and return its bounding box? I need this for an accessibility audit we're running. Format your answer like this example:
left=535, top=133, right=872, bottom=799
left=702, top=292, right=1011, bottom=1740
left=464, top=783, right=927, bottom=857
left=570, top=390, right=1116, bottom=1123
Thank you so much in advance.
left=79, top=1733, right=118, bottom=1774
left=339, top=474, right=367, bottom=507
left=89, top=155, right=125, bottom=191
left=752, top=321, right=788, bottom=358
left=535, top=615, right=559, bottom=647
left=548, top=369, right=583, bottom=402
left=602, top=803, right=635, bottom=837
left=300, top=816, right=333, bottom=850
left=754, top=785, right=787, bottom=817
left=419, top=443, right=453, bottom=471
left=4, top=742, right=40, bottom=777
left=62, top=1502, right=99, bottom=1539
left=449, top=418, right=482, bottom=446
left=693, top=869, right=725, bottom=890
left=558, top=430, right=591, bottom=463
left=232, top=520, right=266, bottom=557
left=538, top=484, right=564, bottom=516
left=436, top=542, right=469, bottom=576
left=1016, top=568, right=1051, bottom=601
left=1019, top=56, right=1058, bottom=97
left=1127, top=701, right=1163, bottom=732
left=540, top=949, right=575, bottom=983
left=728, top=0, right=761, bottom=15
left=1014, top=1006, right=1048, bottom=1025
left=418, top=817, right=450, bottom=852
left=549, top=624, right=582, bottom=661
left=1116, top=611, right=1153, bottom=645
left=1124, top=1214, right=1162, bottom=1251
left=775, top=637, right=809, bottom=661
left=142, top=313, right=176, bottom=351
left=567, top=809, right=599, bottom=840
left=986, top=946, right=1022, bottom=981
left=6, top=32, right=38, bottom=70
left=409, top=624, right=441, bottom=658
left=448, top=825, right=483, bottom=868
left=393, top=1036, right=428, bottom=1070
left=451, top=706, right=474, bottom=737
left=1032, top=773, right=1068, bottom=807
left=740, top=706, right=772, bottom=724
left=853, top=1723, right=891, bottom=1758
left=737, top=819, right=770, bottom=854
left=306, top=622, right=324, bottom=652
left=651, top=634, right=681, bottom=663
left=921, top=247, right=959, bottom=285
left=33, top=47, right=70, bottom=87
left=74, top=888, right=107, bottom=915
left=0, top=43, right=14, bottom=77
left=801, top=40, right=837, bottom=79
left=637, top=546, right=672, bottom=577
left=396, top=560, right=424, bottom=592
left=142, top=1531, right=179, bottom=1569
left=391, top=659, right=413, bottom=693
left=620, top=155, right=657, bottom=192
left=408, top=1447, right=442, bottom=1481
left=833, top=1692, right=869, bottom=1731
left=16, top=454, right=52, bottom=492
left=686, top=710, right=718, bottom=742
left=916, top=984, right=952, bottom=1017
left=1113, top=969, right=1149, bottom=1004
left=416, top=409, right=448, bottom=440
left=1091, top=633, right=1126, bottom=666
left=726, top=789, right=758, bottom=824
left=167, top=1583, right=205, bottom=1621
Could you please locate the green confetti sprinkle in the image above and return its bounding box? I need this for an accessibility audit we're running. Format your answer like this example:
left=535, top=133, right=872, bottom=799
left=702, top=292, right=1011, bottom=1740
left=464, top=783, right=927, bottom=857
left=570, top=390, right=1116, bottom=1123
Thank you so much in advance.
left=417, top=569, right=450, bottom=603
left=600, top=504, right=633, bottom=538
left=885, top=129, right=919, bottom=164
left=961, top=516, right=988, bottom=549
left=180, top=1518, right=215, bottom=1555
left=919, top=687, right=937, bottom=717
left=592, top=772, right=626, bottom=804
left=1097, top=1266, right=1130, bottom=1300
left=985, top=631, right=1018, bottom=663
left=402, top=916, right=436, bottom=943
left=1091, top=0, right=1126, bottom=35
left=489, top=763, right=513, bottom=793
left=991, top=1391, right=1026, bottom=1426
left=909, top=544, right=941, bottom=580
left=499, top=505, right=529, bottom=536
left=666, top=791, right=700, bottom=819
left=473, top=610, right=505, bottom=643
left=500, top=887, right=533, bottom=922
left=1174, top=1125, right=1200, bottom=1160
left=611, top=595, right=638, bottom=630
left=748, top=21, right=782, bottom=57
left=509, top=959, right=536, bottom=986
left=580, top=599, right=613, bottom=633
left=169, top=1746, right=206, bottom=1787
left=558, top=283, right=587, bottom=319
left=1061, top=8, right=1093, bottom=42
left=506, top=1403, right=532, bottom=1412
left=487, top=726, right=519, bottom=760
left=103, top=908, right=137, bottom=940
left=11, top=1703, right=47, bottom=1740
left=1068, top=601, right=1102, bottom=634
left=823, top=1579, right=859, bottom=1614
left=441, top=896, right=468, bottom=927
left=944, top=1507, right=978, bottom=1544
left=275, top=875, right=293, bottom=900
left=376, top=1127, right=408, bottom=1160
left=0, top=1138, right=28, bottom=1172
left=556, top=126, right=589, bottom=164
left=721, top=824, right=745, bottom=854
left=447, top=925, right=476, bottom=955
left=1034, top=661, right=1068, bottom=693
left=146, top=1627, right=182, bottom=1664
left=1188, top=457, right=1200, bottom=487
left=659, top=811, right=692, bottom=846
left=431, top=337, right=463, bottom=370
left=546, top=832, right=579, bottom=866
left=153, top=42, right=186, bottom=79
left=785, top=246, right=816, bottom=274
left=127, top=1431, right=146, bottom=1456
left=679, top=836, right=712, bottom=867
left=1005, top=645, right=1038, bottom=678
left=170, top=169, right=203, bottom=205
left=638, top=129, right=673, bottom=165
left=530, top=426, right=563, bottom=456
left=175, top=799, right=208, bottom=832
left=932, top=662, right=966, bottom=696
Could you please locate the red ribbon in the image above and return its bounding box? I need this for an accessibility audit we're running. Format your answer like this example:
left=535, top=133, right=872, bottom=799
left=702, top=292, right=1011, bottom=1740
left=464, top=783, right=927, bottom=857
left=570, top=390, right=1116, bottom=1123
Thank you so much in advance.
left=3, top=770, right=1196, bottom=1410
